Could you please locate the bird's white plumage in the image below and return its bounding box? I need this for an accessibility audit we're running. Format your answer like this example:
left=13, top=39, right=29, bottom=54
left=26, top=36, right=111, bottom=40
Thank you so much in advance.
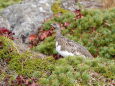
left=56, top=42, right=74, bottom=57
left=56, top=42, right=86, bottom=58
left=39, top=7, right=45, bottom=12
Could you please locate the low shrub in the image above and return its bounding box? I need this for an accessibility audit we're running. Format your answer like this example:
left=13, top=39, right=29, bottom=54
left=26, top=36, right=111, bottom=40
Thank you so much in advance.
left=0, top=0, right=21, bottom=10
left=39, top=56, right=115, bottom=86
left=0, top=36, right=114, bottom=86
left=33, top=36, right=57, bottom=55
left=51, top=0, right=69, bottom=14
left=0, top=36, right=19, bottom=59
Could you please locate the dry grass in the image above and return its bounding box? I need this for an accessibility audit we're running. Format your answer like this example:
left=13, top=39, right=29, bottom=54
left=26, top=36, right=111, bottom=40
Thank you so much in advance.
left=77, top=0, right=115, bottom=9
left=102, top=0, right=115, bottom=9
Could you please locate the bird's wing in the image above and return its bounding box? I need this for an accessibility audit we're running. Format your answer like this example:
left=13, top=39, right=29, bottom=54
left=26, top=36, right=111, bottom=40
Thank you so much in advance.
left=62, top=37, right=93, bottom=58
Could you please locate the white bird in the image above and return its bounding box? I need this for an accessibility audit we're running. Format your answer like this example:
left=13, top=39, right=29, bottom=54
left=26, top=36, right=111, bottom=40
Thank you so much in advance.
left=51, top=23, right=93, bottom=58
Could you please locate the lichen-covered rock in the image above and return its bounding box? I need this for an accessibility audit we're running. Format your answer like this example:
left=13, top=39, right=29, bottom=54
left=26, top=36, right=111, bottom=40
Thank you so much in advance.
left=61, top=0, right=78, bottom=11
left=78, top=1, right=103, bottom=9
left=1, top=0, right=55, bottom=37
left=0, top=15, right=10, bottom=29
left=61, top=0, right=103, bottom=11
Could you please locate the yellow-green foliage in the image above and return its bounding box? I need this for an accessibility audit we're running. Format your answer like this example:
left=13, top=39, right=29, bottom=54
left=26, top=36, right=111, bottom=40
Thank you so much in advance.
left=0, top=36, right=20, bottom=83
left=7, top=51, right=115, bottom=85
left=39, top=57, right=115, bottom=86
left=0, top=37, right=115, bottom=85
left=102, top=0, right=115, bottom=9
left=51, top=0, right=69, bottom=14
left=33, top=36, right=57, bottom=55
left=9, top=55, right=55, bottom=77
left=0, top=36, right=56, bottom=81
left=0, top=36, right=19, bottom=59
left=0, top=0, right=21, bottom=10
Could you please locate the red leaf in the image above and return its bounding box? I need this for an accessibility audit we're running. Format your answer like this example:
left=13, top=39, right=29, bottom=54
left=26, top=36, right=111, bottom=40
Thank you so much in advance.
left=74, top=9, right=81, bottom=14
left=39, top=31, right=48, bottom=40
left=75, top=14, right=84, bottom=19
left=0, top=41, right=3, bottom=49
left=25, top=79, right=29, bottom=85
left=16, top=75, right=24, bottom=85
left=39, top=29, right=53, bottom=41
left=0, top=27, right=15, bottom=40
left=53, top=54, right=63, bottom=60
left=74, top=9, right=84, bottom=19
left=64, top=22, right=70, bottom=27
left=0, top=27, right=10, bottom=34
left=30, top=82, right=36, bottom=86
left=112, top=83, right=115, bottom=85
left=29, top=34, right=38, bottom=41
left=11, top=75, right=39, bottom=86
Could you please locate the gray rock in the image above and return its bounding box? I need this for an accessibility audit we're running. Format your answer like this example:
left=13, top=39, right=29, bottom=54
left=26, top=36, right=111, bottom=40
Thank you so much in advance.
left=78, top=1, right=103, bottom=9
left=1, top=0, right=55, bottom=37
left=61, top=0, right=103, bottom=11
left=61, top=0, right=79, bottom=11
left=0, top=15, right=10, bottom=29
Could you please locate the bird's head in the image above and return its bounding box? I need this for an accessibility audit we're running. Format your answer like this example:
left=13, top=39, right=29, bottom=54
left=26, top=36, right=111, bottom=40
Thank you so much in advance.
left=51, top=23, right=60, bottom=30
left=51, top=23, right=62, bottom=36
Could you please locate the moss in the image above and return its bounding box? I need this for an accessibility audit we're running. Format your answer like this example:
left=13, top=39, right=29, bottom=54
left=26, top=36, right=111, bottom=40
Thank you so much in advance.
left=39, top=56, right=115, bottom=85
left=0, top=39, right=114, bottom=85
left=33, top=36, right=57, bottom=55
left=0, top=36, right=19, bottom=59
left=42, top=20, right=55, bottom=30
left=9, top=54, right=55, bottom=78
left=81, top=72, right=90, bottom=82
left=7, top=56, right=115, bottom=85
left=51, top=0, right=69, bottom=14
left=0, top=0, right=21, bottom=10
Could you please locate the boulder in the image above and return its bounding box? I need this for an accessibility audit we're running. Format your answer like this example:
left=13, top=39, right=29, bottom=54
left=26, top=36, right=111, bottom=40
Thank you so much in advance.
left=1, top=0, right=54, bottom=37
left=61, top=0, right=78, bottom=11
left=78, top=1, right=103, bottom=9
left=0, top=15, right=10, bottom=29
left=61, top=0, right=103, bottom=11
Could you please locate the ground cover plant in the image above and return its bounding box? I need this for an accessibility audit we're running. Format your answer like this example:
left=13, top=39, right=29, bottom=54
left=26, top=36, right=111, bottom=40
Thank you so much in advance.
left=0, top=0, right=21, bottom=10
left=0, top=37, right=114, bottom=85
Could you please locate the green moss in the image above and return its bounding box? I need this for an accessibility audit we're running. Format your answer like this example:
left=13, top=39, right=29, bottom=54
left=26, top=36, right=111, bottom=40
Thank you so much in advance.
left=39, top=56, right=115, bottom=85
left=0, top=36, right=19, bottom=59
left=51, top=0, right=69, bottom=14
left=33, top=36, right=57, bottom=55
left=0, top=0, right=21, bottom=10
left=81, top=72, right=90, bottom=82
left=9, top=54, right=55, bottom=78
left=0, top=40, right=114, bottom=85
left=42, top=20, right=55, bottom=30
